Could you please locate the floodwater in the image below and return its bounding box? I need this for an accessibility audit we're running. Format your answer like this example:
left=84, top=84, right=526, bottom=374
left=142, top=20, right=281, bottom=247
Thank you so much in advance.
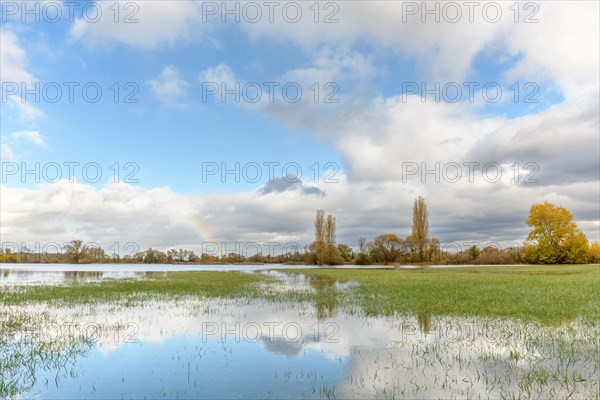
left=1, top=267, right=598, bottom=399
left=0, top=263, right=316, bottom=286
left=0, top=264, right=393, bottom=286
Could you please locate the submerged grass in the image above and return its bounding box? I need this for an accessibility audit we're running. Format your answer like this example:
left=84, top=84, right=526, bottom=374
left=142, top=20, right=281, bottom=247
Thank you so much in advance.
left=1, top=265, right=598, bottom=398
left=277, top=264, right=600, bottom=325
left=1, top=265, right=598, bottom=324
left=0, top=310, right=93, bottom=398
left=0, top=271, right=271, bottom=306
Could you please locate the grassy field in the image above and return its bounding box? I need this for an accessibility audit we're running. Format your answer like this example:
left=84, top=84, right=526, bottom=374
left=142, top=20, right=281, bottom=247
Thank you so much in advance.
left=1, top=265, right=598, bottom=324
left=279, top=264, right=600, bottom=325
left=0, top=271, right=270, bottom=305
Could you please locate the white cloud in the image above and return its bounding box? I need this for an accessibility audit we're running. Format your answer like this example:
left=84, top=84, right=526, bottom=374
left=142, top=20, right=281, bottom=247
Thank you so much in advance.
left=0, top=30, right=33, bottom=83
left=198, top=63, right=236, bottom=86
left=504, top=2, right=600, bottom=95
left=240, top=1, right=515, bottom=82
left=2, top=2, right=597, bottom=250
left=0, top=131, right=46, bottom=161
left=147, top=66, right=190, bottom=107
left=281, top=50, right=379, bottom=84
left=239, top=1, right=599, bottom=90
left=11, top=131, right=45, bottom=146
left=1, top=173, right=598, bottom=254
left=0, top=29, right=44, bottom=122
left=69, top=1, right=207, bottom=48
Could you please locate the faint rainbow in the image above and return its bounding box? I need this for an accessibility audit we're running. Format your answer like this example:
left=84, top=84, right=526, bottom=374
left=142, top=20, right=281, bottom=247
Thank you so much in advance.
left=184, top=215, right=216, bottom=245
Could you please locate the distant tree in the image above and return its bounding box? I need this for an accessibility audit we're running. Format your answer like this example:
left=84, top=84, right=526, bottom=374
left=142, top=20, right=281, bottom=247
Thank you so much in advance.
left=0, top=248, right=17, bottom=263
left=404, top=235, right=417, bottom=261
left=337, top=244, right=353, bottom=262
left=370, top=233, right=403, bottom=264
left=324, top=214, right=341, bottom=264
left=65, top=240, right=85, bottom=264
left=325, top=214, right=336, bottom=245
left=358, top=237, right=367, bottom=254
left=166, top=249, right=177, bottom=263
left=314, top=209, right=326, bottom=265
left=411, top=196, right=429, bottom=262
left=355, top=237, right=370, bottom=265
left=186, top=250, right=197, bottom=262
left=469, top=245, right=480, bottom=261
left=312, top=209, right=341, bottom=265
left=200, top=252, right=219, bottom=263
left=143, top=248, right=167, bottom=263
left=524, top=202, right=589, bottom=264
left=224, top=252, right=242, bottom=263
left=428, top=237, right=440, bottom=262
left=84, top=245, right=106, bottom=262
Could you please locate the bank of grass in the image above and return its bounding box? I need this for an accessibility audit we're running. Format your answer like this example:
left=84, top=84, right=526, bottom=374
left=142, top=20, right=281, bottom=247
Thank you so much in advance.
left=278, top=264, right=600, bottom=325
left=0, top=271, right=270, bottom=306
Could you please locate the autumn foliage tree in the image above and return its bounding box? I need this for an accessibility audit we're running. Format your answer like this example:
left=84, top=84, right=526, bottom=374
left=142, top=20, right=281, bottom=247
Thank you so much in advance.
left=312, top=209, right=342, bottom=265
left=370, top=233, right=404, bottom=264
left=65, top=240, right=85, bottom=264
left=588, top=241, right=600, bottom=263
left=524, top=202, right=589, bottom=264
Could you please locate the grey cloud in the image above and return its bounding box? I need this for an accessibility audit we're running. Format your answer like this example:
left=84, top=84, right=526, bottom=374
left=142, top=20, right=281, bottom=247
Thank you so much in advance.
left=465, top=93, right=600, bottom=186
left=258, top=177, right=325, bottom=197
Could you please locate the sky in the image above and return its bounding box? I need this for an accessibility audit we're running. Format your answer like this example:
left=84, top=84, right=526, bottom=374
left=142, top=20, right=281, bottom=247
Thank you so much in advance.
left=1, top=0, right=599, bottom=257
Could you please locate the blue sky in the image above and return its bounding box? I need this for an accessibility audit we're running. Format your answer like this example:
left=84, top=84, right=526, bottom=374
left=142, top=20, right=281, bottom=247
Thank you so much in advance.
left=2, top=15, right=351, bottom=192
left=1, top=1, right=598, bottom=251
left=1, top=15, right=562, bottom=191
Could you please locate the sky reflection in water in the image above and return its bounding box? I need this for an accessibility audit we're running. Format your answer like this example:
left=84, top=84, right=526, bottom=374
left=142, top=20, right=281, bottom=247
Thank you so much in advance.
left=1, top=268, right=598, bottom=399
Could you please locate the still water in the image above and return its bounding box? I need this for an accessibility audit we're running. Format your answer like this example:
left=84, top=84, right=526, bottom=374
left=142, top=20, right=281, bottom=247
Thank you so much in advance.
left=1, top=267, right=598, bottom=399
left=0, top=263, right=319, bottom=286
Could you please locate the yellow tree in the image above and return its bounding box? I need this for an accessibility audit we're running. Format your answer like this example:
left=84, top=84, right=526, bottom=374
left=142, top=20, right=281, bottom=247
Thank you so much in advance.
left=588, top=241, right=600, bottom=263
left=312, top=210, right=341, bottom=265
left=524, top=202, right=589, bottom=264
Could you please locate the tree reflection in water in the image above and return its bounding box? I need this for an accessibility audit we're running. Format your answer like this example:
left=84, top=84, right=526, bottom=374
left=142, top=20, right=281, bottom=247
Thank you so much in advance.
left=63, top=271, right=104, bottom=283
left=307, top=275, right=338, bottom=320
left=417, top=313, right=432, bottom=334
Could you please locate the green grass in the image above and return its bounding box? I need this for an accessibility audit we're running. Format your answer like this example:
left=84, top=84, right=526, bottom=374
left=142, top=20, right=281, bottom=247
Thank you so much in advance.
left=1, top=265, right=598, bottom=324
left=0, top=271, right=270, bottom=306
left=278, top=264, right=600, bottom=325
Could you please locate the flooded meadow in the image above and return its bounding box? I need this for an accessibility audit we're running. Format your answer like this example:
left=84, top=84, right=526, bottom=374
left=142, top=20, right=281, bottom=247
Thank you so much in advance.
left=1, top=265, right=598, bottom=399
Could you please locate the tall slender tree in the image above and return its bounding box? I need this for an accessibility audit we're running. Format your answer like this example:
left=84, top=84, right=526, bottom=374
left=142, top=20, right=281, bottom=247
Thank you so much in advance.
left=325, top=214, right=336, bottom=245
left=325, top=214, right=337, bottom=263
left=313, top=210, right=340, bottom=265
left=411, top=196, right=429, bottom=262
left=314, top=209, right=326, bottom=265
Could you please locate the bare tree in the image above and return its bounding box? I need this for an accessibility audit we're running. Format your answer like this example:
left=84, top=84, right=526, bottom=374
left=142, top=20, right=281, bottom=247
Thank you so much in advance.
left=358, top=237, right=367, bottom=254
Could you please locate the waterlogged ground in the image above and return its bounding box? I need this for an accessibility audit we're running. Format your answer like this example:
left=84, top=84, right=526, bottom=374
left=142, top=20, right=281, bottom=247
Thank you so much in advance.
left=1, top=267, right=598, bottom=399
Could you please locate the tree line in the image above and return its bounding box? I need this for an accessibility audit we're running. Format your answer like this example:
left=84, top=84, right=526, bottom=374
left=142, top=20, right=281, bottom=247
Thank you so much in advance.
left=1, top=198, right=598, bottom=265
